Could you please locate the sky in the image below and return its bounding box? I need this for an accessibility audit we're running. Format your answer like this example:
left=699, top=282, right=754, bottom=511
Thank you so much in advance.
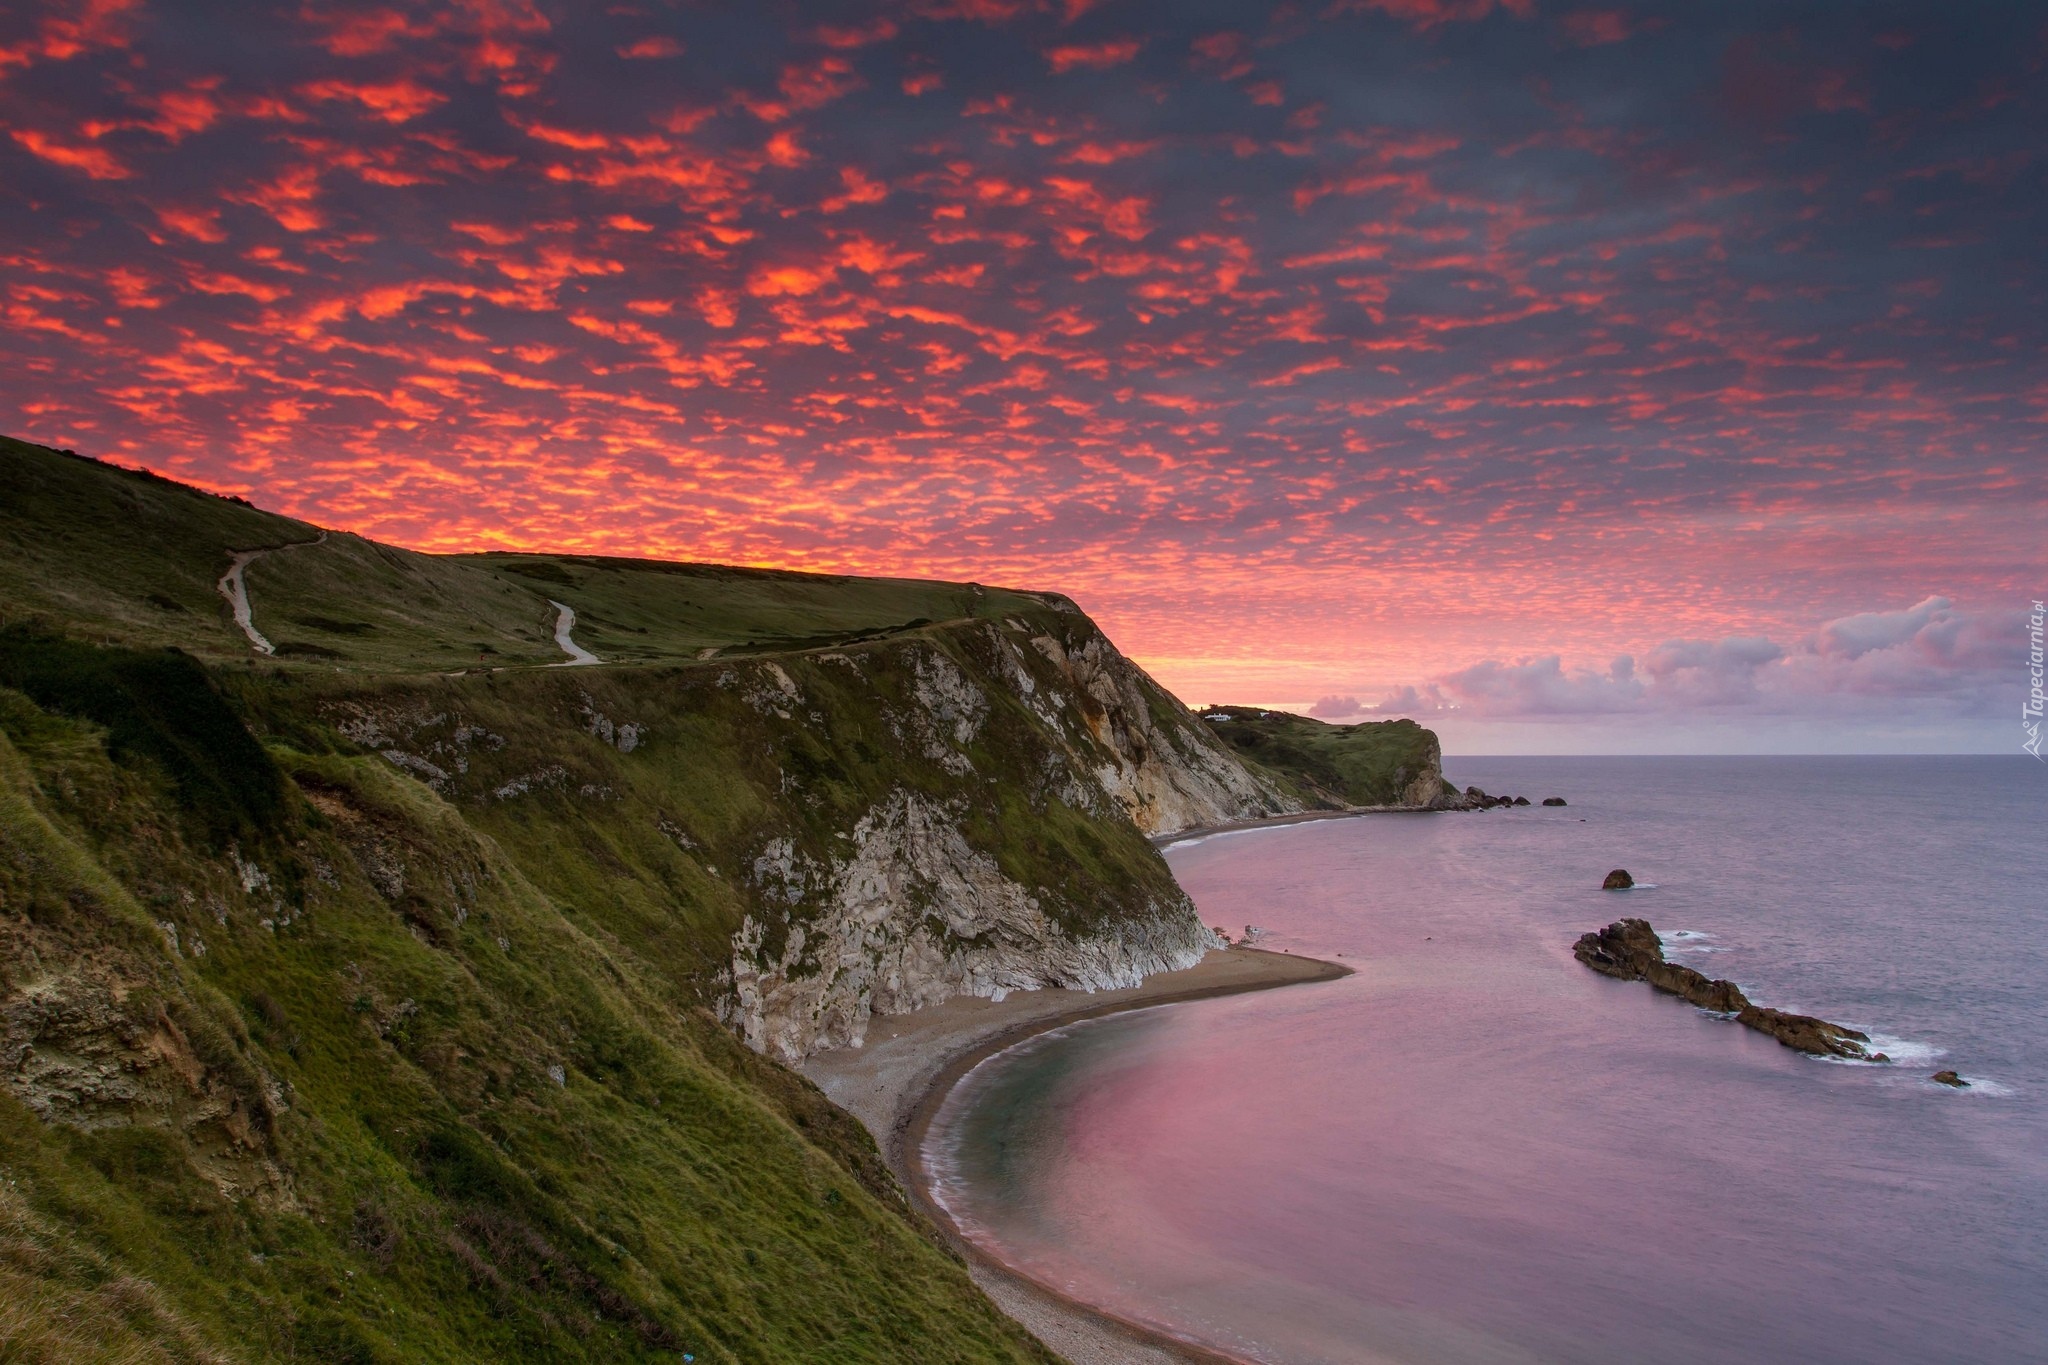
left=2, top=0, right=2041, bottom=753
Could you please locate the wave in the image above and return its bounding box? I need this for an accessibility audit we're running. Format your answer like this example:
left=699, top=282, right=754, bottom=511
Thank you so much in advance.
left=1821, top=1039, right=2014, bottom=1096
left=1163, top=827, right=1262, bottom=850
left=1809, top=1029, right=1943, bottom=1069
left=1662, top=929, right=1725, bottom=955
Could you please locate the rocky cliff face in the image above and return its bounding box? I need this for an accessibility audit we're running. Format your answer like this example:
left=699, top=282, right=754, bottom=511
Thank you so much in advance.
left=1022, top=614, right=1293, bottom=835
left=719, top=612, right=1299, bottom=1059
left=303, top=607, right=1299, bottom=1062
left=726, top=789, right=1208, bottom=1059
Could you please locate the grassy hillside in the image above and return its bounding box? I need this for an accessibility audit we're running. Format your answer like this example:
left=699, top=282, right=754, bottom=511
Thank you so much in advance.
left=0, top=435, right=1047, bottom=673
left=0, top=652, right=1055, bottom=1364
left=1194, top=707, right=1446, bottom=809
left=0, top=435, right=1268, bottom=1363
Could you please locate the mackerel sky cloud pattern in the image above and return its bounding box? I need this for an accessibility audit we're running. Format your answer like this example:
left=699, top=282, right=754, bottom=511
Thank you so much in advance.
left=2, top=1, right=2041, bottom=745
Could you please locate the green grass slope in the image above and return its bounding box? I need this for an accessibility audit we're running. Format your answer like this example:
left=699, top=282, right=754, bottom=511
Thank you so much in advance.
left=0, top=436, right=1045, bottom=674
left=1194, top=707, right=1447, bottom=809
left=0, top=436, right=1238, bottom=1363
left=0, top=634, right=1056, bottom=1364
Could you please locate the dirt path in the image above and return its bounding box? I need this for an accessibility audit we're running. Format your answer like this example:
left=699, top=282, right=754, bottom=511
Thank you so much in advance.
left=547, top=599, right=601, bottom=666
left=216, top=532, right=326, bottom=656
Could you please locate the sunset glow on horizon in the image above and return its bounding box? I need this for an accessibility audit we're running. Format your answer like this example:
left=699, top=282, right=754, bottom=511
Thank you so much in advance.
left=3, top=0, right=2039, bottom=750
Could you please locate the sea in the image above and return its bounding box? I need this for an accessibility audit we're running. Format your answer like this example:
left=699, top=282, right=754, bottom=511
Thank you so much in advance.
left=925, top=757, right=2048, bottom=1365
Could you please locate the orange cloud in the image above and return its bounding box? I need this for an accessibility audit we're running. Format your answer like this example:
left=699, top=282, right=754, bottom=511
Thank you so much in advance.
left=747, top=262, right=837, bottom=297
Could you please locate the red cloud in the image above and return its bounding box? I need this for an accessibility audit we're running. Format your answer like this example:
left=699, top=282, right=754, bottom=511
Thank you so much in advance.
left=1332, top=0, right=1534, bottom=30
left=617, top=36, right=684, bottom=59
left=303, top=7, right=437, bottom=57
left=1, top=0, right=141, bottom=70
left=153, top=204, right=226, bottom=242
left=812, top=18, right=899, bottom=48
left=298, top=78, right=446, bottom=124
left=1045, top=37, right=1143, bottom=72
left=0, top=0, right=2034, bottom=748
left=10, top=128, right=129, bottom=178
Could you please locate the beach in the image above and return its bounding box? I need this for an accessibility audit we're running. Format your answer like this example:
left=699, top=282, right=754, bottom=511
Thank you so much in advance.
left=923, top=759, right=2048, bottom=1365
left=802, top=945, right=1350, bottom=1364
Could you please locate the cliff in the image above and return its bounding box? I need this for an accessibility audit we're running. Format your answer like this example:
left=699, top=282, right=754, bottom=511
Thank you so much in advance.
left=1195, top=707, right=1451, bottom=809
left=0, top=435, right=1301, bottom=1362
left=310, top=612, right=1296, bottom=1063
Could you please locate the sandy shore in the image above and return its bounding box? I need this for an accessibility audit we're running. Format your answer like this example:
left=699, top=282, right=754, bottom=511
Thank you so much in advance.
left=803, top=946, right=1350, bottom=1364
left=1152, top=803, right=1446, bottom=849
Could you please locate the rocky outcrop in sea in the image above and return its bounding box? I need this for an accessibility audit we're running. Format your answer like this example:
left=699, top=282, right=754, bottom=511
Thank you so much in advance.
left=1573, top=918, right=1884, bottom=1061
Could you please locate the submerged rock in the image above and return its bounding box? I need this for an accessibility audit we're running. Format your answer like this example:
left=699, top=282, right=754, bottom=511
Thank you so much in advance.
left=1602, top=868, right=1634, bottom=890
left=1572, top=917, right=1881, bottom=1061
left=1931, top=1070, right=1968, bottom=1088
left=1542, top=797, right=1567, bottom=806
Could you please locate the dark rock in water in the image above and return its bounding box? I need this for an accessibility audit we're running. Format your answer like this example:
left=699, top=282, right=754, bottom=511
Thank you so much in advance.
left=1602, top=868, right=1634, bottom=890
left=1931, top=1070, right=1968, bottom=1088
left=1732, top=1004, right=1875, bottom=1059
left=1654, top=962, right=1749, bottom=1015
left=1542, top=797, right=1567, bottom=806
left=1572, top=918, right=1879, bottom=1061
left=1511, top=796, right=1530, bottom=806
left=1574, top=916, right=1661, bottom=976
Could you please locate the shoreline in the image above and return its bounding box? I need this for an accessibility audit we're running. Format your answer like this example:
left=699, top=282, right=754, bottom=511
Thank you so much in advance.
left=1152, top=802, right=1446, bottom=849
left=802, top=946, right=1351, bottom=1365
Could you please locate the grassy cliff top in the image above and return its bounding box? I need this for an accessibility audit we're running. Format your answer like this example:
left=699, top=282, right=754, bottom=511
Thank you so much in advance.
left=1195, top=706, right=1444, bottom=808
left=0, top=436, right=1052, bottom=673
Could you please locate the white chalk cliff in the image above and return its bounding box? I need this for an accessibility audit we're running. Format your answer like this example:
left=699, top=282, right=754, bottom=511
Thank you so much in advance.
left=724, top=614, right=1301, bottom=1060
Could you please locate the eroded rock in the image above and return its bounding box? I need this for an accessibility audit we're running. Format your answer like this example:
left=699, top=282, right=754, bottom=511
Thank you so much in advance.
left=1573, top=917, right=1880, bottom=1061
left=727, top=789, right=1213, bottom=1060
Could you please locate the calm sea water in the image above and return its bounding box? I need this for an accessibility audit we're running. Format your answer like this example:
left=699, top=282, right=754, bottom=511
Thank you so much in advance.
left=926, top=758, right=2048, bottom=1365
